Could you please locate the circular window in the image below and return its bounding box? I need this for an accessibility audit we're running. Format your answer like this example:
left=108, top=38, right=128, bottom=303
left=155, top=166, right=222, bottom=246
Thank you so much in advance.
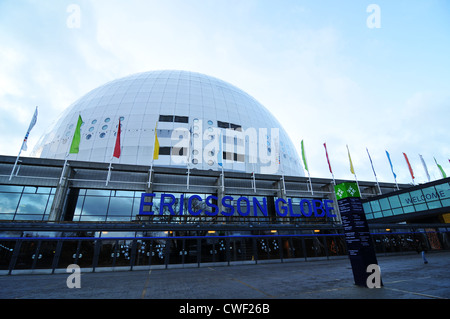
left=193, top=118, right=199, bottom=123
left=102, top=125, right=108, bottom=130
left=207, top=120, right=213, bottom=125
left=86, top=134, right=92, bottom=140
left=119, top=116, right=125, bottom=121
left=193, top=125, right=199, bottom=131
left=193, top=133, right=199, bottom=138
left=192, top=150, right=199, bottom=156
left=99, top=132, right=106, bottom=138
left=89, top=127, right=94, bottom=132
left=104, top=118, right=110, bottom=123
left=91, top=119, right=97, bottom=124
left=208, top=151, right=215, bottom=156
left=192, top=159, right=198, bottom=165
left=207, top=160, right=214, bottom=166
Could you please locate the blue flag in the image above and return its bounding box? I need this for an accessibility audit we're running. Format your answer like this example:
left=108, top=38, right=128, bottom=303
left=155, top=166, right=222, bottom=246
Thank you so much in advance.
left=386, top=150, right=397, bottom=179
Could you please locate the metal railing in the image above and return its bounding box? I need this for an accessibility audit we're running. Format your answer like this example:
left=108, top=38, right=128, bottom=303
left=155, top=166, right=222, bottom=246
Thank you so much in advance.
left=1, top=226, right=449, bottom=275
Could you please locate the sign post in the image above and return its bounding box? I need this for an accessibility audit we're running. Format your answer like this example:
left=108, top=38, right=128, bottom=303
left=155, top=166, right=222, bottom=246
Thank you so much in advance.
left=335, top=182, right=381, bottom=287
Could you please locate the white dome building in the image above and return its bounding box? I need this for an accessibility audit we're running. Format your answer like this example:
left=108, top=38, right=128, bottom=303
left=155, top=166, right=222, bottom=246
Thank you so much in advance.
left=33, top=70, right=304, bottom=176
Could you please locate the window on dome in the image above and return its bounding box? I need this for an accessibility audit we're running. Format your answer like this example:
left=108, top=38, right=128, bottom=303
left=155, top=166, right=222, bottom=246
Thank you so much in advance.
left=159, top=115, right=174, bottom=122
left=174, top=116, right=188, bottom=123
left=159, top=147, right=171, bottom=155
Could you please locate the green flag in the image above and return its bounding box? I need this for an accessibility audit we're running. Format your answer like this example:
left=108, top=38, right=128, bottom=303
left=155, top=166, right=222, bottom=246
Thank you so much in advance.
left=334, top=182, right=361, bottom=200
left=434, top=157, right=447, bottom=178
left=69, top=115, right=83, bottom=154
left=301, top=140, right=308, bottom=172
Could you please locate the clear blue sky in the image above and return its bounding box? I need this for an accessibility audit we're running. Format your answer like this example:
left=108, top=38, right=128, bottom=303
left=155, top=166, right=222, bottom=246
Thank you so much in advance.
left=1, top=0, right=449, bottom=184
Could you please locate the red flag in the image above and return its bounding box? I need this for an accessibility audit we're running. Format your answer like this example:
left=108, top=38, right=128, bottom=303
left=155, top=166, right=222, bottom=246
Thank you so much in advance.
left=323, top=143, right=333, bottom=174
left=403, top=152, right=414, bottom=180
left=113, top=119, right=121, bottom=158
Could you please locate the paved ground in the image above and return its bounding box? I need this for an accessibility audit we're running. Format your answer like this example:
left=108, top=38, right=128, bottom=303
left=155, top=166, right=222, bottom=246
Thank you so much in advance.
left=1, top=252, right=448, bottom=301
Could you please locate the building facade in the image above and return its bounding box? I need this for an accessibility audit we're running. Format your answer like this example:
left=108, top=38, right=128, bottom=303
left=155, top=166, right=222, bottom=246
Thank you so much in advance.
left=1, top=155, right=449, bottom=274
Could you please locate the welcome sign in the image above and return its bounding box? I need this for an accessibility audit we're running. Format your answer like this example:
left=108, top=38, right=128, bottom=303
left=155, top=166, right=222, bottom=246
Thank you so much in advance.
left=138, top=193, right=336, bottom=218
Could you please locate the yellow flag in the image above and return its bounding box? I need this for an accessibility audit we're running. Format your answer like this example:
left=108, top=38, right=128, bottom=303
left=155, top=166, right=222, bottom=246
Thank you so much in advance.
left=153, top=123, right=159, bottom=160
left=347, top=145, right=355, bottom=175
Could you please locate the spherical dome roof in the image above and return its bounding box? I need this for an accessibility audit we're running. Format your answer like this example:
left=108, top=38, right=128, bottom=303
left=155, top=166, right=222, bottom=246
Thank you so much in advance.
left=33, top=70, right=304, bottom=176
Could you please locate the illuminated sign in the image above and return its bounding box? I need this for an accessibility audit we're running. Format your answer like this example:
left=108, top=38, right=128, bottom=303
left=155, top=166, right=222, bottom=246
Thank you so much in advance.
left=138, top=193, right=336, bottom=218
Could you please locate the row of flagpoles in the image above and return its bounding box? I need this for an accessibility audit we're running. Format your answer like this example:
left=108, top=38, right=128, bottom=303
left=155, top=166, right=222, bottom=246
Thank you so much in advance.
left=9, top=109, right=448, bottom=194
left=300, top=139, right=448, bottom=195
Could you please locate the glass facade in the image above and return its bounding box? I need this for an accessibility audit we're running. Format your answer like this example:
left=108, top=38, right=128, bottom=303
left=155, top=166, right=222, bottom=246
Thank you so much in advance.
left=0, top=185, right=55, bottom=221
left=363, top=180, right=450, bottom=220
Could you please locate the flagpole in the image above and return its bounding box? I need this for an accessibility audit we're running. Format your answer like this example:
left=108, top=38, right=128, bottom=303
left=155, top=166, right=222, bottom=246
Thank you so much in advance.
left=347, top=145, right=361, bottom=195
left=366, top=148, right=381, bottom=195
left=385, top=150, right=399, bottom=190
left=106, top=118, right=122, bottom=186
left=403, top=152, right=415, bottom=185
left=323, top=143, right=335, bottom=185
left=301, top=140, right=313, bottom=195
left=148, top=121, right=159, bottom=189
left=9, top=106, right=38, bottom=180
left=9, top=144, right=24, bottom=181
left=187, top=125, right=193, bottom=190
left=60, top=113, right=82, bottom=185
left=419, top=154, right=431, bottom=182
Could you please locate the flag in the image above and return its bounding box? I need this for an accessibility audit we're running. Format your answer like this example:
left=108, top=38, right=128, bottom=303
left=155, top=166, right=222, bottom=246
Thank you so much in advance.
left=21, top=106, right=38, bottom=151
left=113, top=119, right=121, bottom=158
left=366, top=148, right=377, bottom=177
left=323, top=143, right=333, bottom=174
left=403, top=152, right=415, bottom=181
left=69, top=115, right=83, bottom=154
left=434, top=157, right=447, bottom=178
left=153, top=122, right=159, bottom=160
left=346, top=145, right=355, bottom=175
left=419, top=154, right=430, bottom=182
left=301, top=140, right=308, bottom=172
left=386, top=150, right=397, bottom=179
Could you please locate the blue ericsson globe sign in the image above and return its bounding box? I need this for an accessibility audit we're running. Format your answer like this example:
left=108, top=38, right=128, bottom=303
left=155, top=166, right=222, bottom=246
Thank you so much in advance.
left=138, top=193, right=337, bottom=219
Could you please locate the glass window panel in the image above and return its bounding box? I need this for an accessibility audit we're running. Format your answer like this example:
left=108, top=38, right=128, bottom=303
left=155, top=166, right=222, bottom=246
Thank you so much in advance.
left=370, top=200, right=381, bottom=212
left=81, top=196, right=110, bottom=216
left=398, top=193, right=413, bottom=206
left=392, top=208, right=404, bottom=215
left=388, top=195, right=401, bottom=208
left=373, top=211, right=383, bottom=218
left=108, top=197, right=133, bottom=216
left=16, top=194, right=50, bottom=215
left=379, top=198, right=390, bottom=210
left=0, top=185, right=23, bottom=193
left=114, top=191, right=135, bottom=197
left=434, top=182, right=450, bottom=202
left=403, top=205, right=415, bottom=214
left=86, top=189, right=111, bottom=196
left=414, top=203, right=427, bottom=211
left=363, top=202, right=372, bottom=214
left=382, top=210, right=393, bottom=217
left=14, top=214, right=43, bottom=221
left=0, top=193, right=21, bottom=215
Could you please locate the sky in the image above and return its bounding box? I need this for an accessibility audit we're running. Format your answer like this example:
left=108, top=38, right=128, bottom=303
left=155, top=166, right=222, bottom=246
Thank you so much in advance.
left=0, top=0, right=449, bottom=186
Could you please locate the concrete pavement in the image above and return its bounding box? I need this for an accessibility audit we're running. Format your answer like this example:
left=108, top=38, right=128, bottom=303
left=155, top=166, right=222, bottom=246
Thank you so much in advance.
left=1, top=251, right=449, bottom=300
